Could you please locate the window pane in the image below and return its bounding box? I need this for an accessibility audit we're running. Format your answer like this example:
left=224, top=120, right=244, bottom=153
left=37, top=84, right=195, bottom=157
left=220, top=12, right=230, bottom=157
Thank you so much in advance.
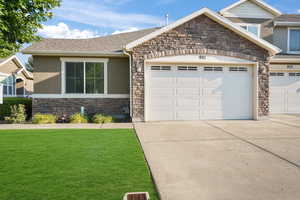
left=3, top=86, right=7, bottom=95
left=66, top=62, right=84, bottom=93
left=85, top=62, right=104, bottom=94
left=290, top=30, right=300, bottom=51
left=248, top=26, right=259, bottom=36
left=8, top=86, right=12, bottom=95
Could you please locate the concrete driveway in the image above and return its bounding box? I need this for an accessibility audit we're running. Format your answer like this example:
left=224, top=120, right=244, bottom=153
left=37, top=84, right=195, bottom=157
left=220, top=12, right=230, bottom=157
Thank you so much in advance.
left=135, top=115, right=300, bottom=200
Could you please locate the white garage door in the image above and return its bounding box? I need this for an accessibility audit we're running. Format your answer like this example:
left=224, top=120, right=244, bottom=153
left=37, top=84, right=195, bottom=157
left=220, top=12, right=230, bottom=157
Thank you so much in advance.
left=270, top=72, right=300, bottom=114
left=146, top=65, right=253, bottom=121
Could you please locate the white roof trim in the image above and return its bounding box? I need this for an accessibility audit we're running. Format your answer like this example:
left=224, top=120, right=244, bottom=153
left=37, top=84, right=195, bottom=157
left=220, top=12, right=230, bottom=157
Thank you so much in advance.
left=0, top=55, right=33, bottom=79
left=220, top=0, right=282, bottom=17
left=125, top=8, right=281, bottom=54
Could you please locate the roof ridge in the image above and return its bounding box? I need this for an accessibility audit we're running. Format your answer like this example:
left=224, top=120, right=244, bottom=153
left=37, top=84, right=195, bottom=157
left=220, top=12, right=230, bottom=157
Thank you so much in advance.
left=42, top=27, right=160, bottom=41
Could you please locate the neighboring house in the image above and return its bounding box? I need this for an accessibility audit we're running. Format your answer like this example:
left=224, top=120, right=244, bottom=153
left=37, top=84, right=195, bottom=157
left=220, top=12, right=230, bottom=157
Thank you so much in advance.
left=22, top=0, right=300, bottom=121
left=0, top=55, right=33, bottom=98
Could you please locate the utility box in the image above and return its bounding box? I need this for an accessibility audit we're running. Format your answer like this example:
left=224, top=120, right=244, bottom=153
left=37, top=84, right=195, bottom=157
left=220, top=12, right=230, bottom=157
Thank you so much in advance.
left=123, top=192, right=150, bottom=200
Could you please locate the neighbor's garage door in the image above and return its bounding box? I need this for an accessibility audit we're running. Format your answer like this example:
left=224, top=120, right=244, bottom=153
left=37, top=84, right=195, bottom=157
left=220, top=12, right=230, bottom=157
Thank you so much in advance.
left=270, top=72, right=300, bottom=114
left=146, top=65, right=253, bottom=121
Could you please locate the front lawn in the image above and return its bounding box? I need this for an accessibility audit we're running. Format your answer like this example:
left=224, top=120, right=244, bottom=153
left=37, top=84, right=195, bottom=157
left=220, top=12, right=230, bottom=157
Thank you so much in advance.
left=0, top=129, right=158, bottom=200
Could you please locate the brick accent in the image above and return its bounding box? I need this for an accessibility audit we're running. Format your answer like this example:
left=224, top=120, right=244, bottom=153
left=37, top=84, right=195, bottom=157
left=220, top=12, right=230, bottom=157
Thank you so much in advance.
left=131, top=15, right=271, bottom=121
left=33, top=98, right=129, bottom=117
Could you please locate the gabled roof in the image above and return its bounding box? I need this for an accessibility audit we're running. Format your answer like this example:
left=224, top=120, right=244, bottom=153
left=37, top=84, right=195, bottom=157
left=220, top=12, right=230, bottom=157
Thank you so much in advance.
left=220, top=0, right=282, bottom=17
left=22, top=28, right=159, bottom=56
left=0, top=55, right=33, bottom=79
left=125, top=8, right=281, bottom=55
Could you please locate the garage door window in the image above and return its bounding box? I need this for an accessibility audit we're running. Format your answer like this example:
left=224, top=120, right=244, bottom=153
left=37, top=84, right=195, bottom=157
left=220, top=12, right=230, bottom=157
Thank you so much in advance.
left=289, top=73, right=300, bottom=77
left=229, top=67, right=248, bottom=72
left=270, top=72, right=285, bottom=76
left=177, top=66, right=198, bottom=71
left=204, top=67, right=223, bottom=72
left=151, top=66, right=171, bottom=71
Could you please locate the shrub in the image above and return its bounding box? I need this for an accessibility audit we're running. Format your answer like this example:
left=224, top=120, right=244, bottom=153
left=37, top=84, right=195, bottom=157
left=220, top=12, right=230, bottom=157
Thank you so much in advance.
left=92, top=114, right=113, bottom=124
left=0, top=97, right=32, bottom=120
left=69, top=113, right=88, bottom=123
left=32, top=113, right=57, bottom=124
left=4, top=104, right=26, bottom=124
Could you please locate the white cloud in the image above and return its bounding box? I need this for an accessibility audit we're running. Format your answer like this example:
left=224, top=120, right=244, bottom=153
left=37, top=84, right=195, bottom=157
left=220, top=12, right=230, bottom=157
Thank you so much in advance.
left=54, top=0, right=164, bottom=30
left=298, top=9, right=300, bottom=13
left=38, top=23, right=100, bottom=39
left=112, top=27, right=139, bottom=35
left=103, top=0, right=132, bottom=5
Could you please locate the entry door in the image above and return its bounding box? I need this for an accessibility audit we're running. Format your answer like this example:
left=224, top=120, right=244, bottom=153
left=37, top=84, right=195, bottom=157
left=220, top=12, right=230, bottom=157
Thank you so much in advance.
left=270, top=72, right=300, bottom=114
left=146, top=65, right=253, bottom=121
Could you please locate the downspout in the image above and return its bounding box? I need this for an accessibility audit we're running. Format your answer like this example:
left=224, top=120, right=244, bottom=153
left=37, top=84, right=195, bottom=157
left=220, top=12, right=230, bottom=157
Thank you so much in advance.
left=123, top=47, right=133, bottom=119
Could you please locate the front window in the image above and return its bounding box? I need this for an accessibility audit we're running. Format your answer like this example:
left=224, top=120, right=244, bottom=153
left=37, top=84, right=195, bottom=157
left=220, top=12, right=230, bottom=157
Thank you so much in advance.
left=289, top=29, right=300, bottom=53
left=64, top=59, right=106, bottom=94
left=239, top=24, right=260, bottom=37
left=1, top=75, right=15, bottom=96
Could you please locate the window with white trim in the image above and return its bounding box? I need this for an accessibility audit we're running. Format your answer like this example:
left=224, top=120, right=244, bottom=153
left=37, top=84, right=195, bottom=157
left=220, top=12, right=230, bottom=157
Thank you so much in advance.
left=64, top=60, right=106, bottom=94
left=289, top=72, right=300, bottom=77
left=238, top=23, right=260, bottom=37
left=1, top=75, right=15, bottom=96
left=289, top=28, right=300, bottom=53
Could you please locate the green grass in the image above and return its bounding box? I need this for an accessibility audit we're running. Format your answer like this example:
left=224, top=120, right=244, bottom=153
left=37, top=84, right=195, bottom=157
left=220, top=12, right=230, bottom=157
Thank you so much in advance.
left=0, top=129, right=158, bottom=200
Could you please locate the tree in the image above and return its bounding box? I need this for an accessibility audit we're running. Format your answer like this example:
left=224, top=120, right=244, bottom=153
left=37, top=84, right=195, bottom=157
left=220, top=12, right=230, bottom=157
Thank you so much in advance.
left=0, top=0, right=60, bottom=58
left=25, top=55, right=33, bottom=72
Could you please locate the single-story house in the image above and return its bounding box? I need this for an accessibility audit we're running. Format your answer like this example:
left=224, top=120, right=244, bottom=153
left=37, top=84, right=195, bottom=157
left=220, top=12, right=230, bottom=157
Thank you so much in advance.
left=22, top=0, right=300, bottom=121
left=0, top=55, right=33, bottom=97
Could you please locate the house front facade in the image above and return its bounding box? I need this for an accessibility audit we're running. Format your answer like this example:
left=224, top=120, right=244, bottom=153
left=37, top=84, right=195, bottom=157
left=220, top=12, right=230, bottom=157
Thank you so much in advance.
left=23, top=0, right=300, bottom=121
left=0, top=56, right=33, bottom=98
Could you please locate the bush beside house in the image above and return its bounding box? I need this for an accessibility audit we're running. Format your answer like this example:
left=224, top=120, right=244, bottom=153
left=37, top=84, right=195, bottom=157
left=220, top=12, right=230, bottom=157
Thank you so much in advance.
left=0, top=97, right=32, bottom=120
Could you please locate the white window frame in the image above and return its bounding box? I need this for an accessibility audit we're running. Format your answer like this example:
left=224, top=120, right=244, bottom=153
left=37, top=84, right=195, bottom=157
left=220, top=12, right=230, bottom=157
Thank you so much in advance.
left=60, top=58, right=109, bottom=95
left=1, top=75, right=16, bottom=97
left=287, top=27, right=300, bottom=54
left=237, top=23, right=261, bottom=38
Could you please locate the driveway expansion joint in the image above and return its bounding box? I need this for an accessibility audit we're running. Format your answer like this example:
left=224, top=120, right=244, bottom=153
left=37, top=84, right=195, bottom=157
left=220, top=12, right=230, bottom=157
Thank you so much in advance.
left=205, top=121, right=300, bottom=169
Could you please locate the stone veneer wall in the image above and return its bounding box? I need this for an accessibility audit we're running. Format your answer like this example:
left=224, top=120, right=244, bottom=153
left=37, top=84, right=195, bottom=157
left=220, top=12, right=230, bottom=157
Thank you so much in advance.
left=130, top=15, right=271, bottom=121
left=33, top=98, right=129, bottom=117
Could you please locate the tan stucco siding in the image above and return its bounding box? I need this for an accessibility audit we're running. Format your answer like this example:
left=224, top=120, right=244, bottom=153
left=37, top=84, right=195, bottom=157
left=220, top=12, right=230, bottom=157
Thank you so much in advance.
left=0, top=60, right=20, bottom=74
left=108, top=58, right=129, bottom=94
left=33, top=56, right=130, bottom=94
left=33, top=56, right=61, bottom=94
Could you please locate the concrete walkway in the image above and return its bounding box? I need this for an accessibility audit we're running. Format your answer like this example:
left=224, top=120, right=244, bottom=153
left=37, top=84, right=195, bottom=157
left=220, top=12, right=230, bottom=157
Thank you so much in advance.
left=0, top=123, right=133, bottom=129
left=135, top=118, right=300, bottom=200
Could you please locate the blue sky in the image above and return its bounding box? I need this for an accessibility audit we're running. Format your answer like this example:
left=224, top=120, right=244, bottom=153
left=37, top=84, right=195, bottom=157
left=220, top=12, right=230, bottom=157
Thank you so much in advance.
left=19, top=0, right=300, bottom=63
left=38, top=0, right=300, bottom=38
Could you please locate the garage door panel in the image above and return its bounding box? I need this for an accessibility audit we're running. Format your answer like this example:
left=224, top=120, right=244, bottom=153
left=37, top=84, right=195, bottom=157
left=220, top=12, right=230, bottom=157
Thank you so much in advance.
left=176, top=88, right=200, bottom=96
left=150, top=88, right=174, bottom=97
left=175, top=111, right=200, bottom=121
left=149, top=110, right=174, bottom=121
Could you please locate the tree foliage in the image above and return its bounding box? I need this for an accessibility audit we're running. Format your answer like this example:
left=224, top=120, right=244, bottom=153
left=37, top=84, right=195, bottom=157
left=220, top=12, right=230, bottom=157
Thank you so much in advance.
left=0, top=0, right=60, bottom=57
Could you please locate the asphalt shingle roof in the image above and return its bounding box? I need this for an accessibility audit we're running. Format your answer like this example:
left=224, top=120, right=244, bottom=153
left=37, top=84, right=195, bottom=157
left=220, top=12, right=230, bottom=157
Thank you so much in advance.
left=274, top=14, right=300, bottom=22
left=23, top=27, right=159, bottom=54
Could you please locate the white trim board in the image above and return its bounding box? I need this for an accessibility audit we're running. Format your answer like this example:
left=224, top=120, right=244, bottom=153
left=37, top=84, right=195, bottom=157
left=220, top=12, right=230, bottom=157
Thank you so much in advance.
left=220, top=0, right=282, bottom=17
left=33, top=94, right=129, bottom=99
left=60, top=57, right=109, bottom=95
left=287, top=27, right=300, bottom=55
left=125, top=8, right=280, bottom=55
